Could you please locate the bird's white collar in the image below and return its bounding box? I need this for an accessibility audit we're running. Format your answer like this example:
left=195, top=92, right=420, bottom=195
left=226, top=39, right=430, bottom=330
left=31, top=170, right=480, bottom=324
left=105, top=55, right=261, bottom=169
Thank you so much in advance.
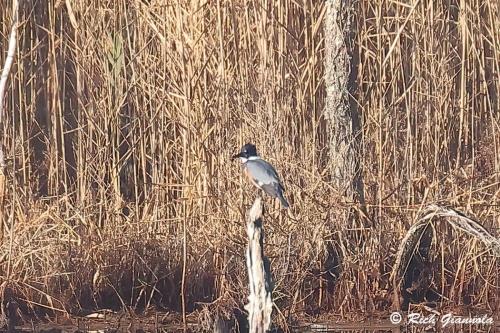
left=240, top=156, right=261, bottom=163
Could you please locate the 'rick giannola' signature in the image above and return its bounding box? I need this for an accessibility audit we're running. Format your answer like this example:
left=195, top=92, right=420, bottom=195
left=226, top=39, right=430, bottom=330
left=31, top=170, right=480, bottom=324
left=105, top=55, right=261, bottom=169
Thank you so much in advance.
left=390, top=312, right=494, bottom=327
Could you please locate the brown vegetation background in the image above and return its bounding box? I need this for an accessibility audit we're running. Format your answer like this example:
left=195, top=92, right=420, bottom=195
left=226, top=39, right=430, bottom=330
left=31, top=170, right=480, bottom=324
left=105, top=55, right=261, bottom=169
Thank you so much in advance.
left=0, top=0, right=498, bottom=325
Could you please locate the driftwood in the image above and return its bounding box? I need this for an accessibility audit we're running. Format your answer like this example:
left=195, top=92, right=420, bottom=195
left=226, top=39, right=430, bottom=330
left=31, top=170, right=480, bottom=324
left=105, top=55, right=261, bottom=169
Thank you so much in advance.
left=391, top=204, right=500, bottom=308
left=244, top=197, right=273, bottom=333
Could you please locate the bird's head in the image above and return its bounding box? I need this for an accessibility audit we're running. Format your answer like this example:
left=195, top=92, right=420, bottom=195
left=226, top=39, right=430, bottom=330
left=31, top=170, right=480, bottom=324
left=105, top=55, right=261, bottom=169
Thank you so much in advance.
left=232, top=143, right=257, bottom=161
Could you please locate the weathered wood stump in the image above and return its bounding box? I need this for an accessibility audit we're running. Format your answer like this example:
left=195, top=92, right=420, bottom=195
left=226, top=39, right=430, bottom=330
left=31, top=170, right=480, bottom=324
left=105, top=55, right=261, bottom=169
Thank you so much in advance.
left=244, top=197, right=273, bottom=333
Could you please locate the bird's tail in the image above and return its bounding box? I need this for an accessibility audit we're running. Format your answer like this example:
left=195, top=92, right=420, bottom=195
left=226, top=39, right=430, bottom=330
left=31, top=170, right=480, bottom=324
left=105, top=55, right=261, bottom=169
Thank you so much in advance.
left=278, top=193, right=289, bottom=208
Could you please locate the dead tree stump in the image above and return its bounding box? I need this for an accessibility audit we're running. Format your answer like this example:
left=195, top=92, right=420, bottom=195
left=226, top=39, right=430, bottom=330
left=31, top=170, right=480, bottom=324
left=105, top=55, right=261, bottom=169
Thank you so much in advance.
left=244, top=197, right=273, bottom=333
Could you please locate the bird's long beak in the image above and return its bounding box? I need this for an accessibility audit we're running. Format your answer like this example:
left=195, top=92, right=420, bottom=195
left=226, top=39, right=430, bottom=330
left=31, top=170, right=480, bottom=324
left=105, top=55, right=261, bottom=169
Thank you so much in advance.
left=232, top=152, right=243, bottom=160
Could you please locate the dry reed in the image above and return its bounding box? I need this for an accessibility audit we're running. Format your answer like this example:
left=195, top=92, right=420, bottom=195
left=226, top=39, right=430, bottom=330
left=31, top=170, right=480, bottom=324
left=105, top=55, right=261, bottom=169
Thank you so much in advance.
left=0, top=0, right=498, bottom=327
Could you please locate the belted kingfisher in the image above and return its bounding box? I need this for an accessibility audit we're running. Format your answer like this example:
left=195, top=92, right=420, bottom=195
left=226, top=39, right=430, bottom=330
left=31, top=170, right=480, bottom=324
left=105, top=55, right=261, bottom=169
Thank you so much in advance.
left=232, top=143, right=290, bottom=208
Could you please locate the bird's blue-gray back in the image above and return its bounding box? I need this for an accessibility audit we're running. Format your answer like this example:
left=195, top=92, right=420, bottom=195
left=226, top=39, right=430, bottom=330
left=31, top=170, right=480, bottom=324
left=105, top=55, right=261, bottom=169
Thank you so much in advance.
left=245, top=159, right=283, bottom=187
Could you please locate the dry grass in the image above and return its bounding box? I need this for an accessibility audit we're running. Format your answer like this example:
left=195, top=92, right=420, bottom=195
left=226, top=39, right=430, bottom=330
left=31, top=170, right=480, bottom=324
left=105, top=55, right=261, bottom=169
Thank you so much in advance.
left=0, top=0, right=498, bottom=326
left=391, top=204, right=500, bottom=311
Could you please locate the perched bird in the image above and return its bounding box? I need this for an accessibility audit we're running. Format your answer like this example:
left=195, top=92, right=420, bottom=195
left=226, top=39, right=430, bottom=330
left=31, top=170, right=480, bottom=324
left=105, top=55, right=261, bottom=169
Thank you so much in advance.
left=232, top=143, right=289, bottom=208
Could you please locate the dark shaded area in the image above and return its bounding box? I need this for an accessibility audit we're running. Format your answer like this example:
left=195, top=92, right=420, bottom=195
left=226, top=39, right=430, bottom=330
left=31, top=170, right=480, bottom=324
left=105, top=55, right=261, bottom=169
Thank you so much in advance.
left=400, top=224, right=440, bottom=310
left=344, top=0, right=366, bottom=210
left=57, top=11, right=78, bottom=193
left=0, top=289, right=18, bottom=333
left=30, top=0, right=51, bottom=197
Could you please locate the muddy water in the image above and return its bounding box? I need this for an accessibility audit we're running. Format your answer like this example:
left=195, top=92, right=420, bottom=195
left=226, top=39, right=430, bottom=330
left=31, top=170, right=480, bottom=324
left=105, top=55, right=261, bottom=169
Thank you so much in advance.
left=299, top=321, right=497, bottom=333
left=14, top=322, right=498, bottom=333
left=11, top=315, right=499, bottom=333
